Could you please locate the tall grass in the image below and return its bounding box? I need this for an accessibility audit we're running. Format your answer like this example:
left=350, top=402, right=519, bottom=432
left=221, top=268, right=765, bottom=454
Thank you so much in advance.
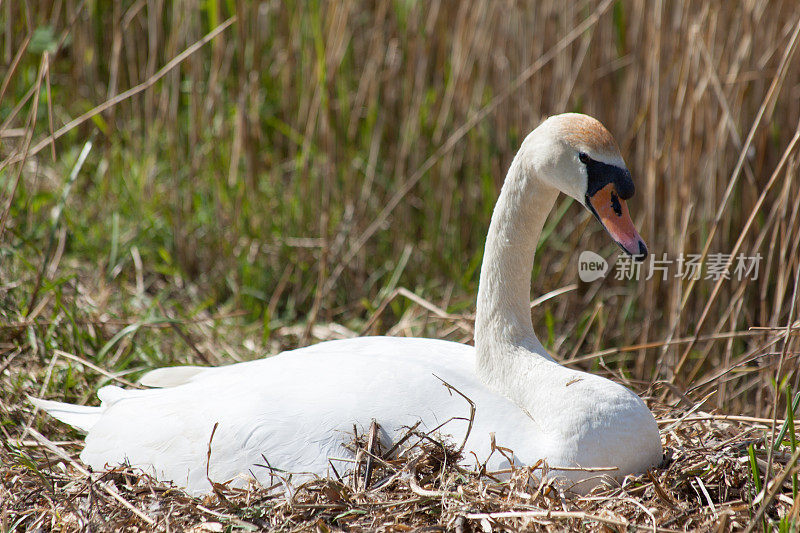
left=1, top=0, right=799, bottom=423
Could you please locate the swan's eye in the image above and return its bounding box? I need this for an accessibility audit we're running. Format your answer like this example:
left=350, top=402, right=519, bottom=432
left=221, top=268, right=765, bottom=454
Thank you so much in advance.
left=579, top=152, right=591, bottom=164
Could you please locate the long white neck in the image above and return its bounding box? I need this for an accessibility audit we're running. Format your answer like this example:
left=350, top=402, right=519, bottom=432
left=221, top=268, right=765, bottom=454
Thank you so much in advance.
left=474, top=149, right=560, bottom=400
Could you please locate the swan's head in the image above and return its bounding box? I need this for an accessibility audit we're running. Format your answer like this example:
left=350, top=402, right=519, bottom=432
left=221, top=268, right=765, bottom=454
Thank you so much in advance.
left=525, top=113, right=647, bottom=260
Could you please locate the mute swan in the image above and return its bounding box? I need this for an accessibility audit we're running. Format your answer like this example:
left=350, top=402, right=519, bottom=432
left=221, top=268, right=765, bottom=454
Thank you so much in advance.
left=32, top=113, right=662, bottom=495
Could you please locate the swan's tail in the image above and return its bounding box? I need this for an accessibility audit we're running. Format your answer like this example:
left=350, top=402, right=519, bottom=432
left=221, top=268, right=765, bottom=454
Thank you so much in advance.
left=29, top=397, right=101, bottom=432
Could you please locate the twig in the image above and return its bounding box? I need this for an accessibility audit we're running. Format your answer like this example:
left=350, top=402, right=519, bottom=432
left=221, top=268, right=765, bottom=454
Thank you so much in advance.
left=53, top=349, right=141, bottom=389
left=686, top=334, right=787, bottom=393
left=621, top=496, right=658, bottom=533
left=647, top=470, right=679, bottom=509
left=155, top=301, right=211, bottom=365
left=360, top=287, right=473, bottom=336
left=384, top=421, right=422, bottom=458
left=432, top=374, right=475, bottom=455
left=206, top=422, right=219, bottom=482
left=0, top=34, right=30, bottom=106
left=464, top=510, right=681, bottom=532
left=694, top=476, right=717, bottom=518
left=655, top=381, right=694, bottom=409
left=205, top=421, right=233, bottom=505
left=407, top=463, right=460, bottom=499
left=27, top=428, right=155, bottom=526
left=341, top=443, right=399, bottom=475
left=351, top=424, right=363, bottom=490
left=661, top=391, right=715, bottom=432
left=530, top=284, right=578, bottom=308
left=567, top=329, right=769, bottom=365
left=655, top=414, right=786, bottom=426
left=547, top=465, right=618, bottom=472
left=363, top=419, right=379, bottom=489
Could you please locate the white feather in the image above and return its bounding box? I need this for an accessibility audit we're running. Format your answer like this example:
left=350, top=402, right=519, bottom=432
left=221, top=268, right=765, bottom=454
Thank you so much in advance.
left=29, top=397, right=101, bottom=433
left=139, top=366, right=210, bottom=388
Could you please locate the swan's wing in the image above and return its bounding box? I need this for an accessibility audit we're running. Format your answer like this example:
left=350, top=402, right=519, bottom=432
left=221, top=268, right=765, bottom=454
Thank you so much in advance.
left=69, top=337, right=531, bottom=494
left=139, top=366, right=211, bottom=388
left=35, top=337, right=538, bottom=495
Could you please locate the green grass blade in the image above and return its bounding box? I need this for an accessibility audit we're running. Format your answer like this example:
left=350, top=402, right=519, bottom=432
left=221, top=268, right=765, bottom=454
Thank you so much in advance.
left=748, top=443, right=762, bottom=495
left=774, top=391, right=800, bottom=451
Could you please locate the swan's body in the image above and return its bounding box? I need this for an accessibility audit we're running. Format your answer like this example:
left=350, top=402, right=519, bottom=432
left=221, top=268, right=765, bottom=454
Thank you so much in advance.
left=33, top=113, right=663, bottom=495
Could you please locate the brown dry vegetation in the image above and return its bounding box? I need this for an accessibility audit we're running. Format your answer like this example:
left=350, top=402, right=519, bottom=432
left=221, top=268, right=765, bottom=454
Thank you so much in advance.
left=1, top=1, right=800, bottom=531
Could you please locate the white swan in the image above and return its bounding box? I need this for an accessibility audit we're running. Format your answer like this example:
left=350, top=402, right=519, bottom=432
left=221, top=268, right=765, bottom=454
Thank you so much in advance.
left=32, top=113, right=662, bottom=495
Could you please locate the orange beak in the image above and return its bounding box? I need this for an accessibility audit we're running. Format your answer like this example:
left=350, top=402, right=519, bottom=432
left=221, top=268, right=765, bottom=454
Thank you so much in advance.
left=587, top=183, right=647, bottom=260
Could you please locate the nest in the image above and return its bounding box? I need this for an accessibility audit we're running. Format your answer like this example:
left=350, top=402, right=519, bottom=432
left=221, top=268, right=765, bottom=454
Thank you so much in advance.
left=2, top=402, right=798, bottom=532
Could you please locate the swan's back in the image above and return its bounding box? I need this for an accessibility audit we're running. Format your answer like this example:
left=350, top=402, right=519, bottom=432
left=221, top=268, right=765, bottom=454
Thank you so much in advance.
left=74, top=337, right=537, bottom=494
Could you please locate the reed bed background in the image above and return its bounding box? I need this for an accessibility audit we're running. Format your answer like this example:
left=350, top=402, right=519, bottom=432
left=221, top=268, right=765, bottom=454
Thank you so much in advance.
left=1, top=0, right=799, bottom=530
